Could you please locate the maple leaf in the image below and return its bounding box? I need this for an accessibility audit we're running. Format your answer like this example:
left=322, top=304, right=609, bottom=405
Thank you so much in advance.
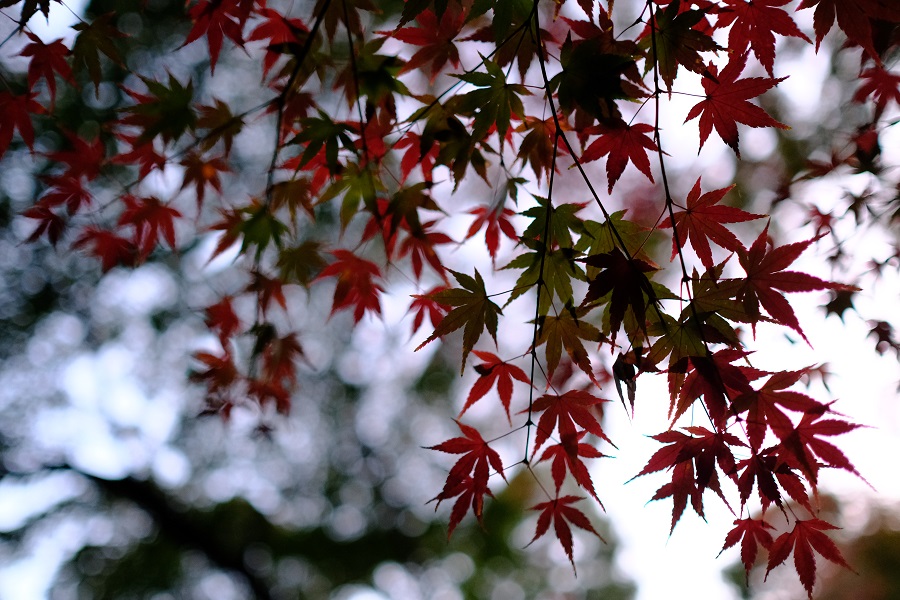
left=204, top=296, right=241, bottom=346
left=731, top=369, right=828, bottom=451
left=246, top=7, right=308, bottom=80
left=46, top=132, right=105, bottom=182
left=113, top=135, right=168, bottom=179
left=735, top=449, right=813, bottom=512
left=540, top=430, right=607, bottom=501
left=71, top=13, right=126, bottom=92
left=684, top=52, right=787, bottom=156
left=660, top=177, right=762, bottom=268
left=460, top=350, right=530, bottom=422
left=465, top=204, right=518, bottom=264
left=120, top=74, right=197, bottom=145
left=19, top=32, right=73, bottom=106
left=276, top=240, right=326, bottom=287
left=527, top=390, right=611, bottom=455
left=0, top=91, right=43, bottom=156
left=246, top=271, right=287, bottom=316
left=735, top=224, right=855, bottom=342
left=527, top=495, right=604, bottom=572
left=315, top=249, right=385, bottom=323
left=21, top=203, right=65, bottom=246
left=581, top=121, right=658, bottom=193
left=718, top=0, right=810, bottom=77
left=778, top=412, right=863, bottom=487
left=182, top=0, right=249, bottom=73
left=535, top=306, right=604, bottom=383
left=853, top=66, right=900, bottom=117
left=382, top=8, right=465, bottom=80
left=0, top=0, right=51, bottom=28
left=179, top=151, right=229, bottom=208
left=581, top=248, right=659, bottom=343
left=118, top=195, right=182, bottom=261
left=643, top=0, right=723, bottom=90
left=397, top=222, right=454, bottom=281
left=73, top=226, right=137, bottom=272
left=798, top=0, right=900, bottom=61
left=765, top=519, right=854, bottom=599
left=196, top=99, right=244, bottom=156
left=720, top=518, right=774, bottom=582
left=515, top=116, right=558, bottom=183
left=454, top=58, right=529, bottom=143
left=37, top=175, right=92, bottom=215
left=669, top=348, right=761, bottom=426
left=415, top=269, right=502, bottom=373
left=429, top=420, right=506, bottom=537
left=503, top=240, right=586, bottom=315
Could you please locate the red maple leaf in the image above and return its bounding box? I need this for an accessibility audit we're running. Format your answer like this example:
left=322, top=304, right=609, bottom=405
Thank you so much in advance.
left=581, top=121, right=658, bottom=192
left=765, top=519, right=854, bottom=599
left=718, top=0, right=810, bottom=76
left=408, top=285, right=449, bottom=337
left=527, top=390, right=612, bottom=455
left=397, top=222, right=453, bottom=281
left=19, top=32, right=74, bottom=106
left=853, top=65, right=900, bottom=117
left=246, top=7, right=308, bottom=79
left=118, top=195, right=182, bottom=260
left=465, top=204, right=518, bottom=263
left=540, top=430, right=606, bottom=502
left=0, top=91, right=43, bottom=156
left=735, top=449, right=812, bottom=512
left=22, top=203, right=66, bottom=246
left=113, top=134, right=168, bottom=178
left=46, top=133, right=106, bottom=181
left=38, top=175, right=93, bottom=215
left=315, top=249, right=385, bottom=322
left=204, top=296, right=241, bottom=346
left=798, top=0, right=900, bottom=61
left=429, top=420, right=506, bottom=537
left=179, top=151, right=229, bottom=208
left=393, top=131, right=438, bottom=183
left=660, top=177, right=762, bottom=268
left=460, top=350, right=530, bottom=422
left=684, top=52, right=787, bottom=156
left=382, top=8, right=466, bottom=81
left=73, top=226, right=137, bottom=272
left=182, top=0, right=250, bottom=72
left=736, top=224, right=853, bottom=341
left=720, top=518, right=775, bottom=581
left=527, top=495, right=604, bottom=572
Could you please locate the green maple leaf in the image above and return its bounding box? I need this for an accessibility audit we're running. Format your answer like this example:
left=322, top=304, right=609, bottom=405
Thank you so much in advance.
left=520, top=195, right=586, bottom=249
left=454, top=58, right=529, bottom=143
left=121, top=74, right=197, bottom=145
left=535, top=306, right=604, bottom=382
left=575, top=211, right=653, bottom=275
left=416, top=269, right=502, bottom=373
left=503, top=239, right=585, bottom=315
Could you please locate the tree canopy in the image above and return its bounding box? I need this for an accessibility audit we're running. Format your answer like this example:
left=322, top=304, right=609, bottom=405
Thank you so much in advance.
left=2, top=0, right=900, bottom=597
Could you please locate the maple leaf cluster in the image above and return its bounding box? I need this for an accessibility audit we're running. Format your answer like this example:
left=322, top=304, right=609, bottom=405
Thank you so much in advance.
left=5, top=0, right=900, bottom=595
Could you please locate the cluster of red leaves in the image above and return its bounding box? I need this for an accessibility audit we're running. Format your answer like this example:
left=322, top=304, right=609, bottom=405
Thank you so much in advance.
left=7, top=0, right=900, bottom=594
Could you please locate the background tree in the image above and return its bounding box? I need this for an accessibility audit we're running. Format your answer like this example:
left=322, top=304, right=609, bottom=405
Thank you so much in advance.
left=1, top=0, right=899, bottom=598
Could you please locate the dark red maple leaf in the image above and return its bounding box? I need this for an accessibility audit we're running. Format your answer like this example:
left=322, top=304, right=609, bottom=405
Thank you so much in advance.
left=720, top=518, right=774, bottom=582
left=853, top=65, right=900, bottom=117
left=539, top=430, right=606, bottom=502
left=73, top=226, right=137, bottom=272
left=179, top=151, right=229, bottom=208
left=246, top=270, right=287, bottom=316
left=718, top=0, right=810, bottom=77
left=581, top=248, right=659, bottom=343
left=731, top=369, right=828, bottom=451
left=766, top=518, right=854, bottom=599
left=527, top=390, right=612, bottom=455
left=316, top=249, right=385, bottom=322
left=113, top=135, right=168, bottom=178
left=461, top=350, right=530, bottom=422
left=46, top=133, right=106, bottom=182
left=734, top=448, right=813, bottom=512
left=19, top=32, right=74, bottom=106
left=527, top=495, right=604, bottom=572
left=182, top=0, right=250, bottom=72
left=429, top=420, right=506, bottom=537
left=778, top=412, right=863, bottom=487
left=735, top=224, right=854, bottom=342
left=581, top=121, right=658, bottom=193
left=22, top=203, right=66, bottom=246
left=684, top=52, right=787, bottom=156
left=798, top=0, right=900, bottom=61
left=0, top=91, right=43, bottom=156
left=660, top=177, right=762, bottom=268
left=118, top=195, right=182, bottom=260
left=37, top=175, right=93, bottom=215
left=397, top=222, right=453, bottom=281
